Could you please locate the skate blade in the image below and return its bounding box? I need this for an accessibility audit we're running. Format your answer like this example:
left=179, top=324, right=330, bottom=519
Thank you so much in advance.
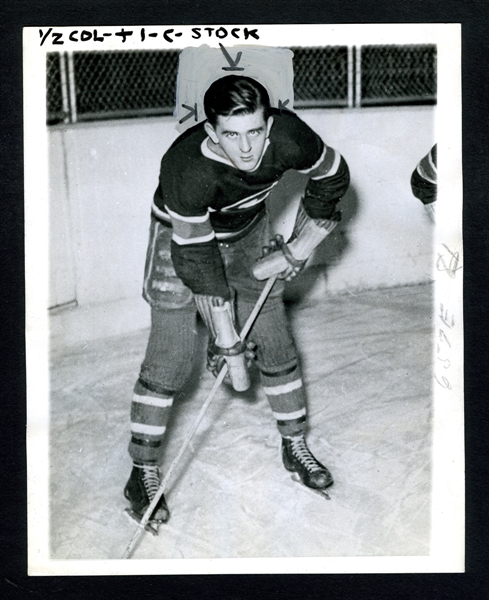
left=291, top=474, right=331, bottom=500
left=124, top=508, right=161, bottom=536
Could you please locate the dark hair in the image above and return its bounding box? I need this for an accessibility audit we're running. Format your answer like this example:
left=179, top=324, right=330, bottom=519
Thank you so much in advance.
left=203, top=76, right=271, bottom=127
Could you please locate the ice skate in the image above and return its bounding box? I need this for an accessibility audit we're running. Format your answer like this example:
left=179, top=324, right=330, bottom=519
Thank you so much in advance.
left=282, top=435, right=333, bottom=500
left=124, top=463, right=170, bottom=535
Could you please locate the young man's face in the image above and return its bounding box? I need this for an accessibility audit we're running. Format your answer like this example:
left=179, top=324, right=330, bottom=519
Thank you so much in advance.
left=205, top=109, right=273, bottom=172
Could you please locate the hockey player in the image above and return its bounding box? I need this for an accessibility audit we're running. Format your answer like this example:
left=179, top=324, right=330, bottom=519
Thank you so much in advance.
left=124, top=75, right=350, bottom=531
left=411, top=144, right=437, bottom=221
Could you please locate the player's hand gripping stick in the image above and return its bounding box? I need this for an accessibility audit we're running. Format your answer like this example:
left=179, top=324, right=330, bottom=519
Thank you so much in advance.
left=252, top=201, right=340, bottom=281
left=210, top=298, right=250, bottom=392
left=195, top=294, right=251, bottom=392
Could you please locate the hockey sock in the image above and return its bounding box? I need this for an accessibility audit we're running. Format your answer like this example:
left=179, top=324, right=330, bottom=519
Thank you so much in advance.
left=260, top=361, right=307, bottom=438
left=129, top=306, right=197, bottom=463
left=128, top=379, right=175, bottom=464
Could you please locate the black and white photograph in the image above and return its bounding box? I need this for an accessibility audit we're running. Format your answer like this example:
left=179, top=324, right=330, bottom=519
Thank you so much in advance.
left=25, top=24, right=463, bottom=574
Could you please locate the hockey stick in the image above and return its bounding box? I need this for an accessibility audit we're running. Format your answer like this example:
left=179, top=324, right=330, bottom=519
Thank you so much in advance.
left=122, top=274, right=278, bottom=559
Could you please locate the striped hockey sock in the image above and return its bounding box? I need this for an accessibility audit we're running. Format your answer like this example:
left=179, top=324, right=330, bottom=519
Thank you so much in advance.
left=260, top=361, right=307, bottom=438
left=128, top=379, right=175, bottom=464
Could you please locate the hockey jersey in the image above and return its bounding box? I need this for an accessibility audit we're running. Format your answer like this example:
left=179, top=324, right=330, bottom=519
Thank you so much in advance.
left=152, top=109, right=349, bottom=298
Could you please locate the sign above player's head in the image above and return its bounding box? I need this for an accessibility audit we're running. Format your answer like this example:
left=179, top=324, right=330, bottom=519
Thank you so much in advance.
left=175, top=44, right=294, bottom=133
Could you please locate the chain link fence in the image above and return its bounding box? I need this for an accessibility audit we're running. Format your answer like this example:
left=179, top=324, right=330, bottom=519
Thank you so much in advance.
left=47, top=45, right=436, bottom=124
left=74, top=50, right=179, bottom=120
left=292, top=46, right=350, bottom=107
left=360, top=45, right=436, bottom=105
left=47, top=53, right=65, bottom=123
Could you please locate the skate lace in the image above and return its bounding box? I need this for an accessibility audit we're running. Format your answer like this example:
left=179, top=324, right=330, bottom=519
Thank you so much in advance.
left=290, top=437, right=323, bottom=473
left=141, top=465, right=160, bottom=500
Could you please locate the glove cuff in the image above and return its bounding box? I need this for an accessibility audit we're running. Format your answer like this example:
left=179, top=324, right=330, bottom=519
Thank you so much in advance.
left=208, top=339, right=246, bottom=357
left=281, top=242, right=307, bottom=270
left=194, top=291, right=236, bottom=339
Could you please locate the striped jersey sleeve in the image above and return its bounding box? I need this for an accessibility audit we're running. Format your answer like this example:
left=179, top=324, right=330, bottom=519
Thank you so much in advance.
left=411, top=144, right=437, bottom=205
left=153, top=141, right=231, bottom=298
left=165, top=206, right=215, bottom=246
left=166, top=206, right=230, bottom=299
left=301, top=146, right=350, bottom=220
left=298, top=143, right=341, bottom=179
left=277, top=112, right=350, bottom=220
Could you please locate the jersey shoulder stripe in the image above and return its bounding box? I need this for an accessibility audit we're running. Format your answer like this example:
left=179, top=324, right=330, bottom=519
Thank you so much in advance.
left=310, top=148, right=342, bottom=180
left=298, top=145, right=327, bottom=175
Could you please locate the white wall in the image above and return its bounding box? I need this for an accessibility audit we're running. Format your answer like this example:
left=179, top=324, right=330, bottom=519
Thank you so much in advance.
left=49, top=106, right=435, bottom=346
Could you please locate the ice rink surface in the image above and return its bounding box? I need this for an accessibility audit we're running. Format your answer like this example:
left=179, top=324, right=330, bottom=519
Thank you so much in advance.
left=49, top=282, right=433, bottom=560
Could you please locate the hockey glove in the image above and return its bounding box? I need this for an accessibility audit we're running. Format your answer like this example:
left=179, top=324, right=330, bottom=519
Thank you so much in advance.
left=207, top=339, right=257, bottom=385
left=194, top=294, right=251, bottom=392
left=260, top=234, right=306, bottom=281
left=253, top=201, right=340, bottom=281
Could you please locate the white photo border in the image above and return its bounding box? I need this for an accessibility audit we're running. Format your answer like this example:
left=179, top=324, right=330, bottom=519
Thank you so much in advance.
left=25, top=23, right=463, bottom=575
